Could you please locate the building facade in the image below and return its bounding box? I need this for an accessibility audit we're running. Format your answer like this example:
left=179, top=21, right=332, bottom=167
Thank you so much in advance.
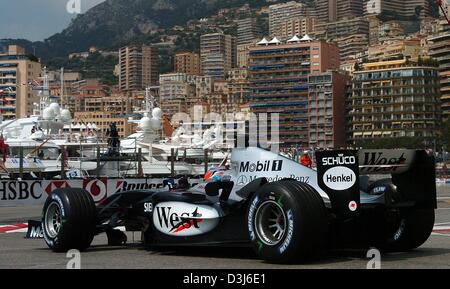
left=308, top=71, right=350, bottom=148
left=268, top=1, right=308, bottom=36
left=350, top=59, right=441, bottom=142
left=0, top=45, right=41, bottom=120
left=276, top=16, right=317, bottom=38
left=175, top=52, right=201, bottom=76
left=119, top=45, right=159, bottom=92
left=159, top=73, right=195, bottom=117
left=237, top=18, right=262, bottom=45
left=200, top=33, right=236, bottom=79
left=428, top=20, right=450, bottom=119
left=365, top=0, right=430, bottom=18
left=248, top=39, right=340, bottom=146
left=316, top=0, right=364, bottom=23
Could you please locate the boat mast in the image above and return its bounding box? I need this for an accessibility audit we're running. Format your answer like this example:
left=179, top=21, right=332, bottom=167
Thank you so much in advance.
left=60, top=67, right=64, bottom=108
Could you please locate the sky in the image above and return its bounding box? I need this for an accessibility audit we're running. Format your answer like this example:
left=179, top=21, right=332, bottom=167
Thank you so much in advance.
left=0, top=0, right=106, bottom=41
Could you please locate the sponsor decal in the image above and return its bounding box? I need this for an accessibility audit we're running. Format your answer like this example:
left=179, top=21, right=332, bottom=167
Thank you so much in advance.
left=83, top=179, right=107, bottom=204
left=26, top=220, right=43, bottom=238
left=322, top=155, right=356, bottom=166
left=323, top=166, right=356, bottom=191
left=237, top=175, right=248, bottom=186
left=360, top=151, right=407, bottom=173
left=316, top=150, right=360, bottom=216
left=247, top=196, right=260, bottom=241
left=348, top=201, right=358, bottom=212
left=0, top=180, right=42, bottom=201
left=52, top=194, right=66, bottom=218
left=154, top=205, right=203, bottom=235
left=279, top=210, right=294, bottom=254
left=144, top=202, right=153, bottom=213
left=393, top=219, right=406, bottom=241
left=239, top=160, right=283, bottom=173
left=372, top=186, right=386, bottom=194
left=45, top=181, right=70, bottom=194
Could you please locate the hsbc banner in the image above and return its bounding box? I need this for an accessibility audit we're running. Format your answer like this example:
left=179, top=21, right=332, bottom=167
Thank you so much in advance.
left=316, top=150, right=360, bottom=217
left=0, top=178, right=202, bottom=207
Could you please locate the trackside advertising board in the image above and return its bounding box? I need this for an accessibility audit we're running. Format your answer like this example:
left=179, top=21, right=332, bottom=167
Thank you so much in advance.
left=316, top=150, right=360, bottom=217
left=0, top=178, right=201, bottom=207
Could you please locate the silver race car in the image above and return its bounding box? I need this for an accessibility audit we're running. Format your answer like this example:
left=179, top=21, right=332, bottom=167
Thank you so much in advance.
left=33, top=145, right=436, bottom=263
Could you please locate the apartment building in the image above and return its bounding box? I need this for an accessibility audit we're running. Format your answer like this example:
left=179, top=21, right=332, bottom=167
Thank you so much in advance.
left=248, top=38, right=340, bottom=146
left=308, top=71, right=350, bottom=148
left=175, top=52, right=201, bottom=76
left=428, top=19, right=450, bottom=119
left=159, top=73, right=195, bottom=117
left=365, top=0, right=430, bottom=18
left=119, top=45, right=159, bottom=91
left=0, top=45, right=41, bottom=119
left=277, top=16, right=317, bottom=38
left=200, top=33, right=236, bottom=79
left=237, top=18, right=262, bottom=45
left=268, top=1, right=309, bottom=35
left=316, top=0, right=364, bottom=23
left=350, top=59, right=441, bottom=142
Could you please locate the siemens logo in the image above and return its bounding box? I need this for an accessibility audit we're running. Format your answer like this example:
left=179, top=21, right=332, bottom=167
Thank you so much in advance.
left=239, top=160, right=283, bottom=173
left=322, top=154, right=356, bottom=166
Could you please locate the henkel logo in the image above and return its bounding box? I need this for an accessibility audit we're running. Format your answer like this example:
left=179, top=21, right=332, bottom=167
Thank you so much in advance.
left=323, top=166, right=356, bottom=191
left=239, top=160, right=283, bottom=173
left=153, top=202, right=219, bottom=236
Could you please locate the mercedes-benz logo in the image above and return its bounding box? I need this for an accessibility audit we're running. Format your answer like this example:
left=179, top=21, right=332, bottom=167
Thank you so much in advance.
left=237, top=175, right=248, bottom=185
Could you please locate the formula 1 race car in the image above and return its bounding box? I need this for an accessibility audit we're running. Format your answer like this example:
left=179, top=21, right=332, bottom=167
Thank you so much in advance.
left=35, top=146, right=437, bottom=263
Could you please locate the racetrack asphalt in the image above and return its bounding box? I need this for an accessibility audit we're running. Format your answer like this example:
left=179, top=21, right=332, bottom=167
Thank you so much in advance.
left=1, top=186, right=449, bottom=269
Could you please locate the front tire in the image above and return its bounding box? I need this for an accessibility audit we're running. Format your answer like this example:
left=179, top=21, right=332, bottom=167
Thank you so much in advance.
left=42, top=188, right=97, bottom=252
left=246, top=180, right=329, bottom=263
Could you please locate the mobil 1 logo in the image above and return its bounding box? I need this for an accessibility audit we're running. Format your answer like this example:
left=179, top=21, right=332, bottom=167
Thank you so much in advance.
left=316, top=150, right=360, bottom=216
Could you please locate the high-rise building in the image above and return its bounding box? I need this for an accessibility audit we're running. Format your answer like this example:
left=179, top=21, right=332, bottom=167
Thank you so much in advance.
left=248, top=38, right=340, bottom=146
left=119, top=45, right=159, bottom=92
left=237, top=43, right=253, bottom=68
left=368, top=39, right=422, bottom=62
left=269, top=1, right=308, bottom=36
left=315, top=17, right=369, bottom=61
left=336, top=34, right=369, bottom=62
left=350, top=59, right=441, bottom=142
left=159, top=73, right=195, bottom=117
left=175, top=52, right=201, bottom=76
left=0, top=45, right=41, bottom=120
left=316, top=0, right=364, bottom=23
left=237, top=18, right=262, bottom=45
left=428, top=19, right=450, bottom=119
left=365, top=0, right=430, bottom=18
left=308, top=71, right=351, bottom=148
left=277, top=16, right=317, bottom=38
left=200, top=33, right=236, bottom=80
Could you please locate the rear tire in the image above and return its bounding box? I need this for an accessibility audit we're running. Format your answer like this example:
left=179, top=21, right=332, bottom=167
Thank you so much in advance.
left=42, top=188, right=96, bottom=252
left=382, top=208, right=435, bottom=251
left=246, top=180, right=329, bottom=263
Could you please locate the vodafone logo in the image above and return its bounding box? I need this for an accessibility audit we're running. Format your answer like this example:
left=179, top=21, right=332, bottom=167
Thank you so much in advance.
left=84, top=179, right=107, bottom=204
left=45, top=181, right=70, bottom=194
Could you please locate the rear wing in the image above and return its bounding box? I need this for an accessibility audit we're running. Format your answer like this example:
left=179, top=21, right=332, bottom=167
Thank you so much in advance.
left=316, top=149, right=437, bottom=217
